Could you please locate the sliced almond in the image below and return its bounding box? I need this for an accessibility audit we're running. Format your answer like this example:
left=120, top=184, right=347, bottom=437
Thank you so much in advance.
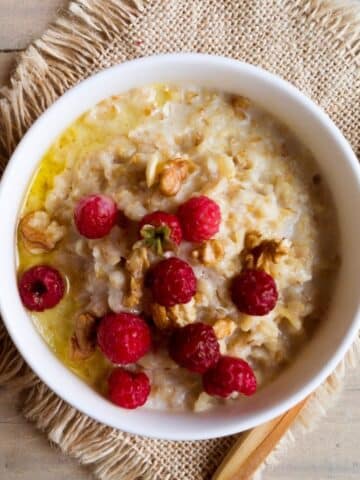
left=145, top=151, right=162, bottom=187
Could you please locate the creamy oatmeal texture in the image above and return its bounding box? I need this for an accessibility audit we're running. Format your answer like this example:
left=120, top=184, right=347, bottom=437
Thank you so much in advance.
left=17, top=84, right=338, bottom=411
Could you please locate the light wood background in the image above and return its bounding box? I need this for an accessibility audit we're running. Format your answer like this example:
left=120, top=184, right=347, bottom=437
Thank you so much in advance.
left=0, top=1, right=359, bottom=479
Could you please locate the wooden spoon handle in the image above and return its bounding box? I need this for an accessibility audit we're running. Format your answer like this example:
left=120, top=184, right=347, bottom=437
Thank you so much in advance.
left=212, top=398, right=308, bottom=480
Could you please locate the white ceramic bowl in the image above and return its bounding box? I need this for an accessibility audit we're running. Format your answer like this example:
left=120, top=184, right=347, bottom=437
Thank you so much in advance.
left=0, top=54, right=359, bottom=440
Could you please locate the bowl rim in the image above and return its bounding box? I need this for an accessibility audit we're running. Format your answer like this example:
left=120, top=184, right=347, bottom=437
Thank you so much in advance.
left=0, top=53, right=360, bottom=440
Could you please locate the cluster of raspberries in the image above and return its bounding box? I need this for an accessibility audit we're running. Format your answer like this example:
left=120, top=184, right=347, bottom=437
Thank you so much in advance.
left=19, top=193, right=278, bottom=409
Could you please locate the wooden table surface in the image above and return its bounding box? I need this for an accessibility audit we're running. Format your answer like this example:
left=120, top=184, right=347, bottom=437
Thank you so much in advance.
left=0, top=1, right=359, bottom=479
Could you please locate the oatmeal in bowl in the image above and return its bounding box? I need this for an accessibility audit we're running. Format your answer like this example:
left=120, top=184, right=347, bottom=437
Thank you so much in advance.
left=16, top=83, right=339, bottom=412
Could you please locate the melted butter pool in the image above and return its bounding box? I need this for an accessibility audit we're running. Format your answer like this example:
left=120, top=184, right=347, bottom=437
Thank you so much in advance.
left=17, top=84, right=172, bottom=392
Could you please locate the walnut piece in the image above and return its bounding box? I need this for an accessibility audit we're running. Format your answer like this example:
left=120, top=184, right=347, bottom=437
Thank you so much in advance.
left=151, top=298, right=196, bottom=330
left=150, top=303, right=170, bottom=330
left=240, top=231, right=290, bottom=273
left=159, top=159, right=190, bottom=196
left=213, top=317, right=237, bottom=339
left=70, top=313, right=97, bottom=360
left=19, top=211, right=66, bottom=254
left=123, top=247, right=150, bottom=308
left=231, top=95, right=250, bottom=119
left=192, top=239, right=224, bottom=266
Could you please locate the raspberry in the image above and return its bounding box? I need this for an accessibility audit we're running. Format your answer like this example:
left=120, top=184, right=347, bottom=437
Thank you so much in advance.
left=178, top=196, right=221, bottom=243
left=108, top=368, right=150, bottom=409
left=149, top=257, right=196, bottom=307
left=169, top=323, right=220, bottom=373
left=74, top=194, right=118, bottom=239
left=19, top=265, right=65, bottom=312
left=231, top=269, right=278, bottom=316
left=97, top=312, right=151, bottom=364
left=139, top=211, right=182, bottom=254
left=203, top=356, right=257, bottom=398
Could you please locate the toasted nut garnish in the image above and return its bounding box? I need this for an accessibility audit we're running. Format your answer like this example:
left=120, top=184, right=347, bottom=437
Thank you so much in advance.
left=150, top=303, right=170, bottom=330
left=192, top=239, right=224, bottom=266
left=70, top=313, right=97, bottom=360
left=231, top=95, right=250, bottom=119
left=151, top=298, right=196, bottom=330
left=19, top=211, right=66, bottom=254
left=123, top=276, right=143, bottom=308
left=126, top=246, right=150, bottom=277
left=145, top=151, right=163, bottom=187
left=240, top=231, right=290, bottom=273
left=159, top=160, right=190, bottom=196
left=123, top=247, right=150, bottom=308
left=168, top=299, right=196, bottom=327
left=213, top=317, right=236, bottom=339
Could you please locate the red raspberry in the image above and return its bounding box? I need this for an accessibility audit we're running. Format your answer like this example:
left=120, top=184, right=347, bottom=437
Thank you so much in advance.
left=149, top=257, right=196, bottom=307
left=169, top=322, right=220, bottom=373
left=19, top=265, right=65, bottom=312
left=139, top=211, right=182, bottom=254
left=97, top=312, right=151, bottom=364
left=74, top=194, right=118, bottom=239
left=231, top=269, right=278, bottom=316
left=203, top=356, right=257, bottom=398
left=108, top=368, right=150, bottom=409
left=178, top=196, right=221, bottom=243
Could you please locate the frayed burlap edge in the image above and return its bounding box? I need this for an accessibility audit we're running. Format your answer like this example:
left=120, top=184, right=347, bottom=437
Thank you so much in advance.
left=0, top=1, right=360, bottom=479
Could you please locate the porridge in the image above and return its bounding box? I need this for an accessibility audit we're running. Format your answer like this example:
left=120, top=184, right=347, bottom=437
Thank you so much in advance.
left=17, top=84, right=339, bottom=411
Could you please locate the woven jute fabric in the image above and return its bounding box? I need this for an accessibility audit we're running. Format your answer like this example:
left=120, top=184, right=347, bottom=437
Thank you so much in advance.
left=0, top=1, right=359, bottom=479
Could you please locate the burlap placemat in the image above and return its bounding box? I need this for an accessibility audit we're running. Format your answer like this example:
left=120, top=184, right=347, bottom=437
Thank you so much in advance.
left=0, top=1, right=359, bottom=479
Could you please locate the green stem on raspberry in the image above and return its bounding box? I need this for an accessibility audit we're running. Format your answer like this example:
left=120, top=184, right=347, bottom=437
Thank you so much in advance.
left=140, top=224, right=171, bottom=255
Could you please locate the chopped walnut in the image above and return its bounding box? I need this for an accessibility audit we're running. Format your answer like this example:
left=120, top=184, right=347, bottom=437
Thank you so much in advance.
left=70, top=313, right=98, bottom=360
left=151, top=298, right=196, bottom=330
left=123, top=276, right=143, bottom=308
left=168, top=299, right=196, bottom=327
left=213, top=317, right=237, bottom=339
left=123, top=247, right=150, bottom=308
left=231, top=95, right=250, bottom=119
left=19, top=210, right=66, bottom=254
left=159, top=159, right=191, bottom=196
left=126, top=246, right=150, bottom=277
left=150, top=303, right=170, bottom=330
left=192, top=239, right=224, bottom=266
left=240, top=231, right=290, bottom=273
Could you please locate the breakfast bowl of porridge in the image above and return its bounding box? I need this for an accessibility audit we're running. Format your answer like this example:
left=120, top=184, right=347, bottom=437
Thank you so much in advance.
left=0, top=54, right=359, bottom=440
